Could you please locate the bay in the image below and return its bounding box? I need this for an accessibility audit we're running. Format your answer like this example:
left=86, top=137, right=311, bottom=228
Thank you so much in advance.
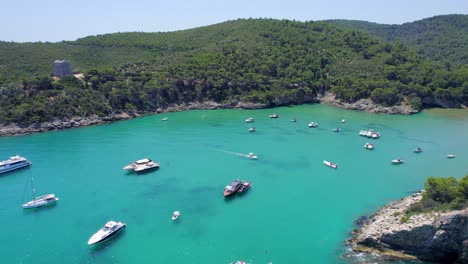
left=0, top=104, right=467, bottom=263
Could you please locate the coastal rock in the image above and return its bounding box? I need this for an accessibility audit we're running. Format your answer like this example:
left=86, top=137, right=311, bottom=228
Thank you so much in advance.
left=318, top=92, right=417, bottom=114
left=347, top=192, right=468, bottom=263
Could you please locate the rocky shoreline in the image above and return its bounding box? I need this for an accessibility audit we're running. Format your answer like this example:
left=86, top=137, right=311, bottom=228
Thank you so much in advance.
left=346, top=192, right=468, bottom=263
left=0, top=95, right=416, bottom=136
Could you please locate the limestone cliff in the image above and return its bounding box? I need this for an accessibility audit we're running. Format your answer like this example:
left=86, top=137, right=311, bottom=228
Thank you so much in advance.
left=347, top=192, right=468, bottom=263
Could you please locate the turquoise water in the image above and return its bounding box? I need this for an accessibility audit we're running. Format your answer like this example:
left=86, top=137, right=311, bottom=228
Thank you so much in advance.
left=0, top=104, right=467, bottom=264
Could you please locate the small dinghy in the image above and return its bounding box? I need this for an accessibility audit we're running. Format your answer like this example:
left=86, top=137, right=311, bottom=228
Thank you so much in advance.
left=342, top=119, right=346, bottom=123
left=245, top=118, right=254, bottom=123
left=172, top=211, right=181, bottom=220
left=323, top=160, right=338, bottom=169
left=249, top=127, right=256, bottom=133
left=333, top=128, right=341, bottom=132
left=392, top=159, right=405, bottom=164
left=241, top=153, right=257, bottom=160
left=364, top=143, right=374, bottom=150
left=413, top=147, right=423, bottom=153
left=161, top=117, right=168, bottom=121
left=269, top=114, right=279, bottom=118
left=447, top=154, right=456, bottom=158
left=291, top=118, right=297, bottom=122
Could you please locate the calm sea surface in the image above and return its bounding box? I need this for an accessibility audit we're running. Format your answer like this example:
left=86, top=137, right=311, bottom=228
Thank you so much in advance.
left=1, top=104, right=467, bottom=264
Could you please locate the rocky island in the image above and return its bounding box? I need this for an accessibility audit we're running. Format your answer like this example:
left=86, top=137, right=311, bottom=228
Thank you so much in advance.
left=347, top=176, right=468, bottom=263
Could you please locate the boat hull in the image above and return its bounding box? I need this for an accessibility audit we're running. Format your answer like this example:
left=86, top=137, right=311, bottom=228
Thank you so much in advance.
left=0, top=162, right=30, bottom=174
left=88, top=223, right=126, bottom=245
left=323, top=160, right=338, bottom=169
left=22, top=196, right=59, bottom=209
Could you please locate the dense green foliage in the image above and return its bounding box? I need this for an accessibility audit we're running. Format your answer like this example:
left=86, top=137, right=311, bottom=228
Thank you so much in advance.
left=325, top=15, right=468, bottom=65
left=0, top=18, right=467, bottom=125
left=405, top=176, right=468, bottom=218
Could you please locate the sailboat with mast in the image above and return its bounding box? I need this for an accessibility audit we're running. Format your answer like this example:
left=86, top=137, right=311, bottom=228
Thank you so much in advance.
left=22, top=170, right=59, bottom=209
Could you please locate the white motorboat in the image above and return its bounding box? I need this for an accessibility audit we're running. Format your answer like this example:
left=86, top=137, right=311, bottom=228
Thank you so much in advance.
left=323, top=160, right=338, bottom=169
left=134, top=161, right=160, bottom=173
left=359, top=130, right=366, bottom=136
left=269, top=114, right=279, bottom=118
left=342, top=119, right=346, bottom=123
left=291, top=118, right=297, bottom=122
left=245, top=118, right=254, bottom=123
left=23, top=194, right=59, bottom=209
left=172, top=211, right=181, bottom=220
left=249, top=127, right=256, bottom=132
left=162, top=117, right=168, bottom=121
left=392, top=159, right=405, bottom=164
left=88, top=220, right=126, bottom=245
left=0, top=155, right=31, bottom=174
left=123, top=158, right=152, bottom=170
left=241, top=153, right=258, bottom=160
left=333, top=128, right=341, bottom=132
left=364, top=143, right=374, bottom=150
left=371, top=132, right=380, bottom=139
left=308, top=122, right=318, bottom=128
left=447, top=154, right=456, bottom=158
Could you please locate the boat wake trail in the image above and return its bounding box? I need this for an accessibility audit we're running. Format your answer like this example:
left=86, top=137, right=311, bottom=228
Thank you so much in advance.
left=216, top=149, right=243, bottom=157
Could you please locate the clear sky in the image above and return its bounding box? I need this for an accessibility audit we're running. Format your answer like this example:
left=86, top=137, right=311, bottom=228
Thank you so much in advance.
left=2, top=0, right=467, bottom=42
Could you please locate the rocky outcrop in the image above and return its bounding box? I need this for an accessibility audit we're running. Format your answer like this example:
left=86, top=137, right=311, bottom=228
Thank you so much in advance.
left=347, top=192, right=468, bottom=263
left=318, top=92, right=418, bottom=115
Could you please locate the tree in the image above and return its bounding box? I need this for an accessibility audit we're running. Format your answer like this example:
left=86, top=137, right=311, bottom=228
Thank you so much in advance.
left=424, top=177, right=458, bottom=203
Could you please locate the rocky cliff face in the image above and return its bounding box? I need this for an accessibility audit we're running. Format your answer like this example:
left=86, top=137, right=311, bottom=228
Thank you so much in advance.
left=347, top=192, right=468, bottom=263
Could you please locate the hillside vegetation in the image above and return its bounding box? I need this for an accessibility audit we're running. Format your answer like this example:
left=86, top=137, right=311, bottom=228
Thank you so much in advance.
left=325, top=15, right=468, bottom=65
left=0, top=18, right=467, bottom=125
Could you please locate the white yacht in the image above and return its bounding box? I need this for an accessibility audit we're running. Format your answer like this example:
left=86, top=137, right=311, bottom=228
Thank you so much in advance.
left=88, top=220, right=126, bottom=245
left=392, top=159, right=405, bottom=164
left=0, top=155, right=31, bottom=174
left=123, top=158, right=152, bottom=170
left=249, top=127, right=256, bottom=132
left=134, top=161, right=160, bottom=173
left=245, top=118, right=254, bottom=123
left=364, top=143, right=374, bottom=150
left=22, top=194, right=59, bottom=209
left=308, top=122, right=318, bottom=128
left=162, top=117, right=168, bottom=121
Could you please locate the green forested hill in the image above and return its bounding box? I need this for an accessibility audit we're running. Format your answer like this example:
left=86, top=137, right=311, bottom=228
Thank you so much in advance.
left=324, top=15, right=468, bottom=65
left=0, top=18, right=467, bottom=125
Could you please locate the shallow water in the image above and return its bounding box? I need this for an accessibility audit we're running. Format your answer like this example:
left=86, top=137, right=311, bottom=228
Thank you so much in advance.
left=0, top=104, right=467, bottom=263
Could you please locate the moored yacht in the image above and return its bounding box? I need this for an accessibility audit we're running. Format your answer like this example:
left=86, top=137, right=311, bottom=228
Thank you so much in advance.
left=447, top=154, right=456, bottom=158
left=245, top=118, right=254, bottom=123
left=123, top=158, right=152, bottom=171
left=0, top=155, right=31, bottom=174
left=249, top=127, right=256, bottom=133
left=88, top=220, right=126, bottom=245
left=22, top=194, right=59, bottom=209
left=413, top=147, right=423, bottom=153
left=323, top=160, right=338, bottom=169
left=308, top=122, right=318, bottom=128
left=134, top=161, right=160, bottom=173
left=392, top=159, right=405, bottom=164
left=224, top=179, right=242, bottom=197
left=269, top=114, right=279, bottom=118
left=237, top=181, right=251, bottom=194
left=162, top=117, right=168, bottom=121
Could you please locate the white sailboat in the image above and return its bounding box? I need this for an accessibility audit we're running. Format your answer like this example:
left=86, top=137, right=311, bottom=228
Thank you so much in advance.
left=22, top=171, right=58, bottom=209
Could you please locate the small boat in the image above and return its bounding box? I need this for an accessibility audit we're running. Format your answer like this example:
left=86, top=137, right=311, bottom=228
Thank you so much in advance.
left=237, top=181, right=251, bottom=194
left=88, top=220, right=126, bottom=245
left=291, top=118, right=297, bottom=122
left=224, top=179, right=242, bottom=197
left=392, top=159, right=405, bottom=164
left=413, top=147, right=423, bottom=153
left=249, top=127, right=256, bottom=133
left=162, top=117, right=168, bottom=121
left=241, top=153, right=257, bottom=160
left=364, top=143, right=374, bottom=150
left=123, top=158, right=152, bottom=171
left=0, top=155, right=31, bottom=174
left=134, top=161, right=160, bottom=173
left=359, top=130, right=366, bottom=136
left=447, top=154, right=456, bottom=158
left=342, top=119, right=346, bottom=123
left=269, top=114, right=279, bottom=118
left=333, top=128, right=341, bottom=132
left=371, top=132, right=380, bottom=139
left=308, top=122, right=318, bottom=128
left=323, top=160, right=338, bottom=169
left=245, top=118, right=254, bottom=123
left=172, top=211, right=181, bottom=220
